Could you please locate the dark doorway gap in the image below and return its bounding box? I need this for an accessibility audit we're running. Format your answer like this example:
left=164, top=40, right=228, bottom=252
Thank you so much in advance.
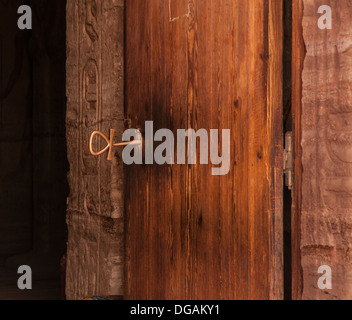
left=0, top=0, right=68, bottom=300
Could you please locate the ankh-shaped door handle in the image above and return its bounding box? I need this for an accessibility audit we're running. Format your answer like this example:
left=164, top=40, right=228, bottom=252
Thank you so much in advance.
left=89, top=129, right=142, bottom=161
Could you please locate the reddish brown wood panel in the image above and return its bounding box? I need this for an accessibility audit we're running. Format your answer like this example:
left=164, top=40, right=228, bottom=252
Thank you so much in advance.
left=125, top=0, right=283, bottom=300
left=301, top=0, right=352, bottom=300
left=292, top=0, right=304, bottom=301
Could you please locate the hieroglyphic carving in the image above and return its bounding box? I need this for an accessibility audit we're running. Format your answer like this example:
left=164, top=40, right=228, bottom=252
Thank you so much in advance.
left=81, top=59, right=98, bottom=176
left=83, top=59, right=98, bottom=107
left=66, top=0, right=125, bottom=299
left=84, top=0, right=98, bottom=42
left=302, top=0, right=352, bottom=299
left=67, top=0, right=125, bottom=219
left=77, top=0, right=102, bottom=216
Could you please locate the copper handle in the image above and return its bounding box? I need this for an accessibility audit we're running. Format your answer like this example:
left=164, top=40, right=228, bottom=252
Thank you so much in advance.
left=89, top=129, right=142, bottom=161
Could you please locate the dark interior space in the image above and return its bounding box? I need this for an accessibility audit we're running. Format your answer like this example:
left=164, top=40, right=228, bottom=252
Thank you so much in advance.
left=0, top=0, right=68, bottom=299
left=283, top=0, right=293, bottom=301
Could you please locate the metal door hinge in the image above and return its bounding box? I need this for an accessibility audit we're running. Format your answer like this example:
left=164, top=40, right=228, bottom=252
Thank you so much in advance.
left=283, top=132, right=293, bottom=190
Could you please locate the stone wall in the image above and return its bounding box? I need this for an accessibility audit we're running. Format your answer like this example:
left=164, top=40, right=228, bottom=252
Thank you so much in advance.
left=66, top=0, right=125, bottom=300
left=301, top=0, right=352, bottom=299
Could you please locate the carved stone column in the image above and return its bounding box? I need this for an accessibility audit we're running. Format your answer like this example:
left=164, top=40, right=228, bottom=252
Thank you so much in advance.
left=301, top=0, right=352, bottom=299
left=66, top=0, right=125, bottom=299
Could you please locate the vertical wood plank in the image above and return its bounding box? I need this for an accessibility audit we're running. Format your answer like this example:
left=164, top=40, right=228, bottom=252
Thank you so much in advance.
left=125, top=0, right=283, bottom=300
left=269, top=0, right=284, bottom=300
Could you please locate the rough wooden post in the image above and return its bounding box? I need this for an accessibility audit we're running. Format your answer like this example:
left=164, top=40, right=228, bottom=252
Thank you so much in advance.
left=66, top=0, right=125, bottom=300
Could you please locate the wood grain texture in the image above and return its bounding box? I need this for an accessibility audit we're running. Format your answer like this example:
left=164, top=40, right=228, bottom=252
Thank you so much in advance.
left=125, top=0, right=283, bottom=300
left=292, top=0, right=304, bottom=301
left=301, top=0, right=352, bottom=300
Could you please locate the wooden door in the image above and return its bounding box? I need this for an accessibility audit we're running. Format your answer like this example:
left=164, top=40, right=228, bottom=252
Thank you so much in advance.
left=125, top=0, right=284, bottom=300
